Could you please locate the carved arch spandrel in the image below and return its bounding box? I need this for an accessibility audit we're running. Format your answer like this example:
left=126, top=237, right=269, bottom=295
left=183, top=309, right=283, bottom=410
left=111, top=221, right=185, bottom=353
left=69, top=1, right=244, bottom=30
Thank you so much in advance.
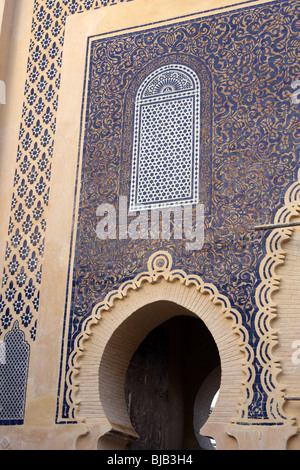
left=254, top=166, right=300, bottom=425
left=68, top=251, right=252, bottom=443
left=271, top=222, right=300, bottom=430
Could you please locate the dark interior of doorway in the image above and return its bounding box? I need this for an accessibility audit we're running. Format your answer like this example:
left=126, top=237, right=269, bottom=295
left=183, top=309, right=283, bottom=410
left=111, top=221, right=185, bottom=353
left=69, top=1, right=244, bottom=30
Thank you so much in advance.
left=125, top=312, right=221, bottom=450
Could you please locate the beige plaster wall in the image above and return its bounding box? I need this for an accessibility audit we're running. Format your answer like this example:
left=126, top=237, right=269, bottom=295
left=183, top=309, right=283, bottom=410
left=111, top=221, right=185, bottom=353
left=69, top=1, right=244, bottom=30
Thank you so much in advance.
left=0, top=0, right=33, bottom=278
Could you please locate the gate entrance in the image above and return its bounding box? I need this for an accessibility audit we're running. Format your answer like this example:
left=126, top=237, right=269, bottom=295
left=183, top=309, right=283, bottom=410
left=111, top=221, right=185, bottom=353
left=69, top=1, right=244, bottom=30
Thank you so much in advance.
left=75, top=264, right=247, bottom=450
left=125, top=310, right=221, bottom=450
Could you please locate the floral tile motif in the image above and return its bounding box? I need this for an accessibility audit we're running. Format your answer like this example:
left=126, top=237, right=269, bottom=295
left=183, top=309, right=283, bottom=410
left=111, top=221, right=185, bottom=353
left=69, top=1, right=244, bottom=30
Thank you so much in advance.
left=59, top=0, right=300, bottom=422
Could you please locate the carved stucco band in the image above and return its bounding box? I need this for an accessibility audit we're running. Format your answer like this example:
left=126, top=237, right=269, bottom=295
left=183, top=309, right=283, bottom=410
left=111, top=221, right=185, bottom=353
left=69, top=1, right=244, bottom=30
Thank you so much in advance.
left=67, top=250, right=252, bottom=437
left=254, top=166, right=300, bottom=425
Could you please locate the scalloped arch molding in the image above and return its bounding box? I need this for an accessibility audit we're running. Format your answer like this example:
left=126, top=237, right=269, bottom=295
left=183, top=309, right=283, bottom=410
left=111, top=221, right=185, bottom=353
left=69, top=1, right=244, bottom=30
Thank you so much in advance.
left=70, top=251, right=249, bottom=445
left=70, top=166, right=300, bottom=449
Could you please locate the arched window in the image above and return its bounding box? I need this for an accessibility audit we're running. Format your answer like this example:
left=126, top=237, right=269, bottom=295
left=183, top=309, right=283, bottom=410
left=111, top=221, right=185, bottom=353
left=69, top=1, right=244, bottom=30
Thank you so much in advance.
left=0, top=321, right=30, bottom=424
left=129, top=64, right=201, bottom=213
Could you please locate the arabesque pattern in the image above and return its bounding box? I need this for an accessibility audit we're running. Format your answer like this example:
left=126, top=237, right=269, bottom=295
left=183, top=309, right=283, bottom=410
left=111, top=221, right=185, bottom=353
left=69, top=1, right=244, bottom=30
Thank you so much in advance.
left=61, top=0, right=300, bottom=424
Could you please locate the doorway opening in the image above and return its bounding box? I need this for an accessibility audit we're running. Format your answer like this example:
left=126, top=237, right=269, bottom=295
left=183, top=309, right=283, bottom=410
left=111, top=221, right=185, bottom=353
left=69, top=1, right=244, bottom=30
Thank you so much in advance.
left=124, top=311, right=221, bottom=450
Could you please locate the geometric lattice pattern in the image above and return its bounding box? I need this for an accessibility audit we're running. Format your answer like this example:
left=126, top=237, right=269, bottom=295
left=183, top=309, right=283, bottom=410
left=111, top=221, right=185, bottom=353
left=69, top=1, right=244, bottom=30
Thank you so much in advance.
left=0, top=321, right=30, bottom=424
left=130, top=64, right=201, bottom=212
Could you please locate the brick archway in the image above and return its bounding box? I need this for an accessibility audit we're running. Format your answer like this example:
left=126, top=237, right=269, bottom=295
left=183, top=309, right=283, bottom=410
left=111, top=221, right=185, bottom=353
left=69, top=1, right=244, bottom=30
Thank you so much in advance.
left=73, top=252, right=249, bottom=449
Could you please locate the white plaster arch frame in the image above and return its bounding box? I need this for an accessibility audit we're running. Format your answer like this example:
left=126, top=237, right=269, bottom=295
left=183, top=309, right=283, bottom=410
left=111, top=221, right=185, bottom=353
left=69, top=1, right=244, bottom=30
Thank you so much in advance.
left=69, top=250, right=253, bottom=447
left=226, top=166, right=300, bottom=449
